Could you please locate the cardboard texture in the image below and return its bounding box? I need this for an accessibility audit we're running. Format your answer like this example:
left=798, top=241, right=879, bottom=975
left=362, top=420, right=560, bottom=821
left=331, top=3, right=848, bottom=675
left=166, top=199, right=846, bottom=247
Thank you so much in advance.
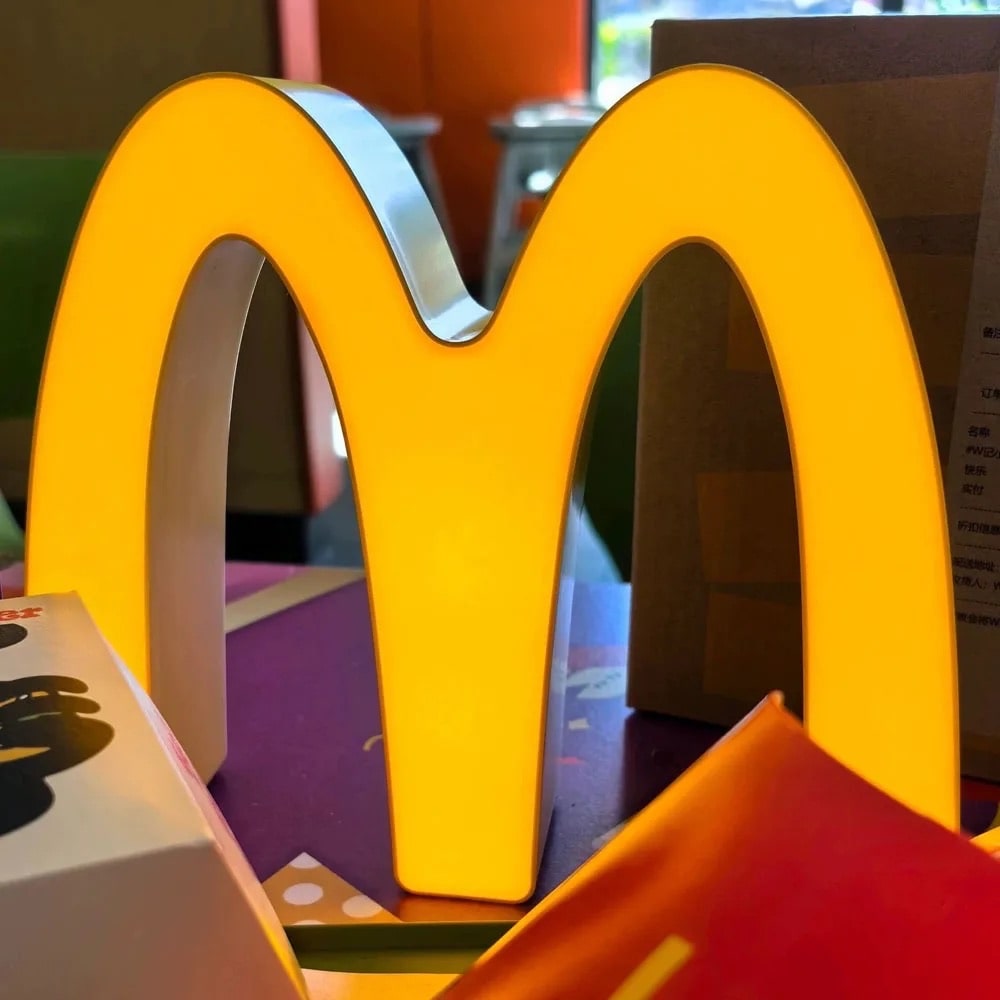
left=0, top=593, right=306, bottom=999
left=629, top=15, right=1000, bottom=778
left=943, top=30, right=1000, bottom=779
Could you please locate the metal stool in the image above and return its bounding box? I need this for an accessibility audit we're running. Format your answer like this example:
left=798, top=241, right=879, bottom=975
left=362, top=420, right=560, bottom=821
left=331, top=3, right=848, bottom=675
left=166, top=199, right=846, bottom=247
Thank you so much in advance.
left=484, top=101, right=602, bottom=308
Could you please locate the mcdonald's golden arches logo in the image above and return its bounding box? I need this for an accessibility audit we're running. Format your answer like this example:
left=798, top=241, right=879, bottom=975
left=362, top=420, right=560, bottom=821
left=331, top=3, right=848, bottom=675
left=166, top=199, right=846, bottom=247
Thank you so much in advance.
left=26, top=66, right=962, bottom=903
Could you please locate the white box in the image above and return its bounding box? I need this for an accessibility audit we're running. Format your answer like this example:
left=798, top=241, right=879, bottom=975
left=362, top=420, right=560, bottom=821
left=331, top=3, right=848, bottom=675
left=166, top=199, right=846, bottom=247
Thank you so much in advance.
left=0, top=592, right=305, bottom=999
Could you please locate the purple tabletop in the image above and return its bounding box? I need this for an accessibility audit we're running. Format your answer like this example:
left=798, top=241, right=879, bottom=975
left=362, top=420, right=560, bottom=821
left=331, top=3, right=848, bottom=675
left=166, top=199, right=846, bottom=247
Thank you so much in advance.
left=208, top=569, right=1000, bottom=922
left=209, top=574, right=727, bottom=920
left=5, top=561, right=997, bottom=921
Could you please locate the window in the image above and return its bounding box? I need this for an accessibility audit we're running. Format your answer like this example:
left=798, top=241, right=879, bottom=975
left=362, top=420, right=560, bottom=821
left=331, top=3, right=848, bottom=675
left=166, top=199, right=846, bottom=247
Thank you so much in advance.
left=591, top=0, right=1000, bottom=108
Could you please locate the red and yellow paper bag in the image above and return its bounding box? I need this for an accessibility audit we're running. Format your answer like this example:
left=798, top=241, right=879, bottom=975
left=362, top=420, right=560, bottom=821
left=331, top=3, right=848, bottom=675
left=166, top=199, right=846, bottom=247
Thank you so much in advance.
left=443, top=696, right=1000, bottom=999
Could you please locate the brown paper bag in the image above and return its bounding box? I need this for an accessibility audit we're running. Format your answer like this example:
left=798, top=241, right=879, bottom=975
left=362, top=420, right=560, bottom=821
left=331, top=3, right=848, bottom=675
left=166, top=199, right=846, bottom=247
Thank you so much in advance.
left=629, top=15, right=1000, bottom=779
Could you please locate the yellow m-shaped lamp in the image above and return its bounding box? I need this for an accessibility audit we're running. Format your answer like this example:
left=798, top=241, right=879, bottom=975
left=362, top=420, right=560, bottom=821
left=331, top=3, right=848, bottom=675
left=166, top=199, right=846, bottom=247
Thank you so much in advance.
left=26, top=66, right=959, bottom=903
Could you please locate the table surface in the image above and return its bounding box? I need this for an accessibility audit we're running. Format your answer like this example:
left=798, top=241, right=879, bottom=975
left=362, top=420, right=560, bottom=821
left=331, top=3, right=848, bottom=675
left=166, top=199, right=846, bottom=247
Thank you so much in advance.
left=3, top=561, right=998, bottom=925
left=214, top=565, right=732, bottom=923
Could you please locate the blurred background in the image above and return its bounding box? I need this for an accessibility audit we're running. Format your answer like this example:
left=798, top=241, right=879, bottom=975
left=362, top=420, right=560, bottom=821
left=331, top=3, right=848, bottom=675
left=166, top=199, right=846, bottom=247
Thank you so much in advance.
left=0, top=0, right=996, bottom=581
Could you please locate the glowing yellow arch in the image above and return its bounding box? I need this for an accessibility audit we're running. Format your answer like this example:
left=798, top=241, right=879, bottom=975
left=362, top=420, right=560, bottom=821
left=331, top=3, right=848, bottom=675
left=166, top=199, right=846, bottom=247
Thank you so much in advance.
left=27, top=66, right=958, bottom=903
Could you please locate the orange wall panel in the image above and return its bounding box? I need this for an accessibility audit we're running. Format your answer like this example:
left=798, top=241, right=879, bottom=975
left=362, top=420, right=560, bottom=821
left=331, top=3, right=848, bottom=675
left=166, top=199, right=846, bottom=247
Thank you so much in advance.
left=317, top=0, right=585, bottom=281
left=318, top=0, right=428, bottom=113
left=427, top=0, right=585, bottom=113
left=429, top=121, right=495, bottom=278
left=426, top=0, right=585, bottom=278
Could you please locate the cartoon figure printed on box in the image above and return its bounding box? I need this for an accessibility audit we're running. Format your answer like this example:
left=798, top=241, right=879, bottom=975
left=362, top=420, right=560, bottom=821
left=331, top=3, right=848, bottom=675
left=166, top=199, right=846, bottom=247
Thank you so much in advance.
left=0, top=616, right=114, bottom=835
